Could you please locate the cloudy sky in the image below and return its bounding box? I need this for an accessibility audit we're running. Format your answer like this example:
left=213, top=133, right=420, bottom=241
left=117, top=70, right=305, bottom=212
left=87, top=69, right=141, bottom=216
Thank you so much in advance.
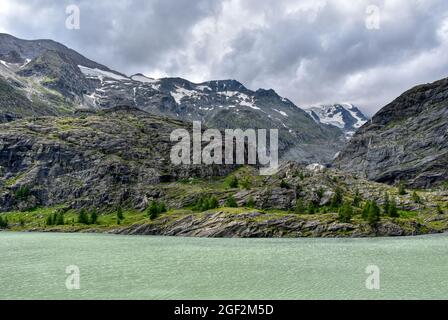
left=1, top=0, right=447, bottom=115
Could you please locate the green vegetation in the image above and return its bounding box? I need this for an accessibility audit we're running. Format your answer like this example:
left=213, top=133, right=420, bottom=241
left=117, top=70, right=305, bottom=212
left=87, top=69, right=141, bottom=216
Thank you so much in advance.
left=193, top=196, right=220, bottom=212
left=116, top=207, right=124, bottom=224
left=0, top=216, right=8, bottom=228
left=389, top=198, right=399, bottom=218
left=225, top=175, right=239, bottom=189
left=330, top=186, right=344, bottom=208
left=90, top=209, right=99, bottom=225
left=362, top=201, right=381, bottom=226
left=15, top=186, right=31, bottom=200
left=398, top=182, right=407, bottom=195
left=224, top=196, right=238, bottom=208
left=46, top=212, right=65, bottom=226
left=307, top=201, right=316, bottom=215
left=352, top=189, right=362, bottom=208
left=245, top=196, right=255, bottom=208
left=412, top=191, right=422, bottom=204
left=295, top=198, right=305, bottom=214
left=239, top=177, right=252, bottom=190
left=78, top=209, right=90, bottom=225
left=338, top=201, right=353, bottom=223
left=147, top=201, right=167, bottom=220
left=280, top=180, right=290, bottom=189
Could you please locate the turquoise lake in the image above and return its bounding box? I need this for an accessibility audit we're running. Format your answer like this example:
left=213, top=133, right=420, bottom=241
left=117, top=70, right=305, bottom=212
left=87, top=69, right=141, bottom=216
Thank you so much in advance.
left=0, top=232, right=447, bottom=299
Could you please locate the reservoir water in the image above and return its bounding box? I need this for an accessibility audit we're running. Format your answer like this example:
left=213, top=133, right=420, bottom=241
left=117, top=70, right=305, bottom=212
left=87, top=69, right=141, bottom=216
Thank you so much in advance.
left=0, top=232, right=447, bottom=299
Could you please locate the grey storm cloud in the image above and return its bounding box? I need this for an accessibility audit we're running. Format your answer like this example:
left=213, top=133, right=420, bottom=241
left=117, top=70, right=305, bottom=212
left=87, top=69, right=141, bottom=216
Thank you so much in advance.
left=1, top=0, right=448, bottom=115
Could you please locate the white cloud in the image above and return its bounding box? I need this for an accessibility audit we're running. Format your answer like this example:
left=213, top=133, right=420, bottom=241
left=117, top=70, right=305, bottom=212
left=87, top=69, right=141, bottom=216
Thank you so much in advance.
left=0, top=0, right=447, bottom=114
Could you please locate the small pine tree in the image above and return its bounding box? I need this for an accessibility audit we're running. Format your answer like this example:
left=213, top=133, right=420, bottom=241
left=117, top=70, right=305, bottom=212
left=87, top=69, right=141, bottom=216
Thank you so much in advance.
left=78, top=209, right=90, bottom=225
left=307, top=202, right=316, bottom=215
left=363, top=201, right=380, bottom=226
left=412, top=191, right=422, bottom=204
left=148, top=201, right=160, bottom=220
left=55, top=213, right=65, bottom=226
left=158, top=202, right=167, bottom=213
left=389, top=198, right=399, bottom=218
left=240, top=177, right=252, bottom=190
left=90, top=209, right=98, bottom=225
left=117, top=207, right=124, bottom=221
left=338, top=201, right=353, bottom=223
left=225, top=176, right=239, bottom=189
left=0, top=216, right=8, bottom=228
left=331, top=187, right=344, bottom=208
left=280, top=180, right=290, bottom=189
left=207, top=197, right=219, bottom=210
left=295, top=198, right=305, bottom=214
left=246, top=196, right=256, bottom=208
left=225, top=196, right=238, bottom=208
left=46, top=214, right=54, bottom=226
left=398, top=182, right=407, bottom=195
left=383, top=192, right=390, bottom=215
left=353, top=189, right=362, bottom=207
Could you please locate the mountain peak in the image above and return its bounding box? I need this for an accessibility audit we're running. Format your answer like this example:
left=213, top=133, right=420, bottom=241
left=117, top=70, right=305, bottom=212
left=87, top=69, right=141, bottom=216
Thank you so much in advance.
left=305, top=103, right=369, bottom=138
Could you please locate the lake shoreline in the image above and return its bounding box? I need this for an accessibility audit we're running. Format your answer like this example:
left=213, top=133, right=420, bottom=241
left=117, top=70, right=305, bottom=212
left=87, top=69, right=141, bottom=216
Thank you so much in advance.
left=4, top=209, right=448, bottom=238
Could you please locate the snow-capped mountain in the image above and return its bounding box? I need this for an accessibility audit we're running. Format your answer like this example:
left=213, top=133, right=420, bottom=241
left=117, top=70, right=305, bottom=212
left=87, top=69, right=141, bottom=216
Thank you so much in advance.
left=305, top=103, right=369, bottom=138
left=0, top=33, right=346, bottom=164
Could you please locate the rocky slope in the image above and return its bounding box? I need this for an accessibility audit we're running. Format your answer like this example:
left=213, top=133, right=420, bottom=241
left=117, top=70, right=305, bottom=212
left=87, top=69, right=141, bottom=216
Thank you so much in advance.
left=306, top=103, right=368, bottom=138
left=334, top=77, right=448, bottom=188
left=110, top=209, right=448, bottom=238
left=0, top=106, right=236, bottom=212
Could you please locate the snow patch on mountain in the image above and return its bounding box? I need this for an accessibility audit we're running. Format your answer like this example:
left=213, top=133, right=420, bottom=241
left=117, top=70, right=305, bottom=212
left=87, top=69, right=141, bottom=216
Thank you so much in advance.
left=305, top=103, right=368, bottom=138
left=79, top=65, right=128, bottom=81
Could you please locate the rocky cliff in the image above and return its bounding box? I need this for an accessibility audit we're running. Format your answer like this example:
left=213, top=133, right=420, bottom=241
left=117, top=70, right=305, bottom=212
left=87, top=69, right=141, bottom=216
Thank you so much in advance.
left=334, top=77, right=448, bottom=188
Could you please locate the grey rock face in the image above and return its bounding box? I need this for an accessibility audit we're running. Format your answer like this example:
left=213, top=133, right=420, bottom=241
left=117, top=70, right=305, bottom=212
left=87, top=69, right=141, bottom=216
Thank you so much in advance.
left=0, top=106, right=236, bottom=211
left=334, top=77, right=448, bottom=188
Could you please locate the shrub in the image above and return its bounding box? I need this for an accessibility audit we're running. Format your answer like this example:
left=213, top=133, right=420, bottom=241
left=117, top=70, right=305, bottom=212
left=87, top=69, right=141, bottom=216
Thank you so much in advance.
left=331, top=187, right=344, bottom=208
left=225, top=196, right=238, bottom=208
left=362, top=201, right=381, bottom=225
left=307, top=202, right=316, bottom=215
left=15, top=186, right=30, bottom=200
left=353, top=189, right=362, bottom=207
left=90, top=209, right=98, bottom=225
left=436, top=205, right=444, bottom=215
left=0, top=216, right=8, bottom=228
left=147, top=201, right=167, bottom=220
left=383, top=192, right=390, bottom=215
left=78, top=209, right=90, bottom=225
left=245, top=196, right=255, bottom=208
left=280, top=180, right=290, bottom=189
left=225, top=175, right=239, bottom=189
left=116, top=207, right=124, bottom=221
left=240, top=177, right=252, bottom=190
left=412, top=191, right=422, bottom=204
left=389, top=199, right=399, bottom=218
left=46, top=214, right=54, bottom=226
left=295, top=198, right=305, bottom=214
left=192, top=196, right=219, bottom=212
left=398, top=182, right=407, bottom=195
left=338, top=201, right=354, bottom=223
